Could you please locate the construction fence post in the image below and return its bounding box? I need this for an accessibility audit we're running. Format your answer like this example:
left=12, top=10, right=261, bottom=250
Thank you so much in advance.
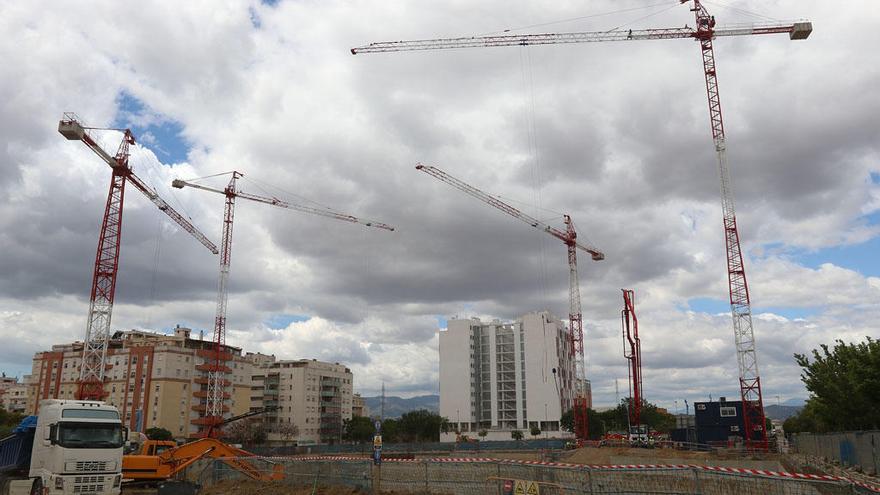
left=585, top=466, right=593, bottom=495
left=693, top=468, right=703, bottom=495
left=424, top=461, right=429, bottom=492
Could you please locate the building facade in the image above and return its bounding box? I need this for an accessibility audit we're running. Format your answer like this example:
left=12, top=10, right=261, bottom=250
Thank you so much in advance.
left=0, top=375, right=28, bottom=413
left=27, top=330, right=356, bottom=445
left=439, top=311, right=583, bottom=442
left=249, top=358, right=353, bottom=445
left=27, top=327, right=253, bottom=438
left=352, top=393, right=369, bottom=418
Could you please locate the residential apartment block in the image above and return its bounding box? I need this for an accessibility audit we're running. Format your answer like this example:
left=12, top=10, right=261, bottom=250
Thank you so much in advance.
left=0, top=375, right=28, bottom=413
left=249, top=358, right=353, bottom=445
left=28, top=327, right=254, bottom=437
left=26, top=328, right=354, bottom=444
left=439, top=311, right=588, bottom=441
left=352, top=393, right=369, bottom=418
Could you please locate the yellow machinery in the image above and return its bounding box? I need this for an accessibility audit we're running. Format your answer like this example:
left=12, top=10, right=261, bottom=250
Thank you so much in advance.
left=122, top=438, right=283, bottom=482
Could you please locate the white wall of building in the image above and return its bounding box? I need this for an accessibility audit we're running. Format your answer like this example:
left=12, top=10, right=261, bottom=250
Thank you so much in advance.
left=439, top=311, right=577, bottom=442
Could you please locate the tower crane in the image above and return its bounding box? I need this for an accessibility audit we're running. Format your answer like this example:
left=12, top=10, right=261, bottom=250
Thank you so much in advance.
left=621, top=289, right=644, bottom=444
left=172, top=172, right=394, bottom=437
left=415, top=163, right=603, bottom=444
left=58, top=113, right=219, bottom=402
left=355, top=1, right=812, bottom=450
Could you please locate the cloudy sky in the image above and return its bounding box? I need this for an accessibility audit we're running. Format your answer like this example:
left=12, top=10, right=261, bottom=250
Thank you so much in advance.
left=1, top=0, right=878, bottom=411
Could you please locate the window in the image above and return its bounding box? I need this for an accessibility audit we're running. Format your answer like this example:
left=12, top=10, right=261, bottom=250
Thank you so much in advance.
left=720, top=406, right=737, bottom=417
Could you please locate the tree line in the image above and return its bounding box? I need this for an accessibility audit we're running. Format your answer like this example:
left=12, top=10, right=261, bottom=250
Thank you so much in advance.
left=784, top=337, right=879, bottom=434
left=344, top=409, right=449, bottom=443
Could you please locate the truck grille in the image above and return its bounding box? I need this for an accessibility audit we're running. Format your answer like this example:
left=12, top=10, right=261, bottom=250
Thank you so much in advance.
left=73, top=475, right=106, bottom=493
left=75, top=461, right=109, bottom=472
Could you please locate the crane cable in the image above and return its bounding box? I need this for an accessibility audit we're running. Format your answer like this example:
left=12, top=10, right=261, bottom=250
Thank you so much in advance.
left=702, top=0, right=781, bottom=22
left=479, top=1, right=680, bottom=36
left=518, top=45, right=553, bottom=383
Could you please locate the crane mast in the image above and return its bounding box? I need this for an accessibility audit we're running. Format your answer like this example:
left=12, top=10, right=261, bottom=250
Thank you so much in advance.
left=172, top=172, right=394, bottom=437
left=358, top=2, right=811, bottom=450
left=58, top=113, right=219, bottom=401
left=416, top=164, right=602, bottom=443
left=690, top=0, right=766, bottom=449
left=621, top=289, right=642, bottom=428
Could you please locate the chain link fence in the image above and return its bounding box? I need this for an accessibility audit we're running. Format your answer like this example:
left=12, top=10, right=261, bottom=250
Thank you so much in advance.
left=193, top=457, right=879, bottom=494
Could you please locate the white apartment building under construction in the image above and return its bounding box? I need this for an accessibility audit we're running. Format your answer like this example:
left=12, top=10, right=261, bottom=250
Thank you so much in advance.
left=439, top=311, right=589, bottom=441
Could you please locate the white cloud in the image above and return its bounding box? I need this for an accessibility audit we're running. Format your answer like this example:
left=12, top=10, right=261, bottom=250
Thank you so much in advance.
left=0, top=0, right=878, bottom=407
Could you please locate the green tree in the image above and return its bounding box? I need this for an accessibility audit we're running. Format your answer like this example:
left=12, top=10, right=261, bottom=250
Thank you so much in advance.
left=0, top=407, right=25, bottom=438
left=511, top=430, right=524, bottom=441
left=793, top=337, right=880, bottom=431
left=144, top=427, right=173, bottom=441
left=343, top=416, right=375, bottom=444
left=783, top=402, right=822, bottom=434
left=530, top=425, right=541, bottom=438
left=397, top=409, right=448, bottom=442
left=381, top=418, right=400, bottom=443
left=478, top=429, right=488, bottom=440
left=560, top=408, right=606, bottom=440
left=589, top=399, right=676, bottom=434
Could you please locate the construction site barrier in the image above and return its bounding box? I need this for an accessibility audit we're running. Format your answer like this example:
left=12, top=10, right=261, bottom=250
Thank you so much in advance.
left=792, top=430, right=880, bottom=476
left=194, top=455, right=880, bottom=494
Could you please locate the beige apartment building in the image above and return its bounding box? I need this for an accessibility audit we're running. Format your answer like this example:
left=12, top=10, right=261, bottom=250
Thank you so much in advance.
left=26, top=329, right=355, bottom=444
left=352, top=393, right=369, bottom=418
left=0, top=375, right=28, bottom=413
left=250, top=358, right=353, bottom=445
left=27, top=327, right=253, bottom=438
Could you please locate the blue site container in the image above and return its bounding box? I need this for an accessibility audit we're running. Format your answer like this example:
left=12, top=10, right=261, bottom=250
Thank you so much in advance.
left=0, top=416, right=37, bottom=474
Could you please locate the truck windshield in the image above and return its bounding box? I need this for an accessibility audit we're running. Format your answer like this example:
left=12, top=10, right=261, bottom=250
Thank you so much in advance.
left=57, top=422, right=123, bottom=449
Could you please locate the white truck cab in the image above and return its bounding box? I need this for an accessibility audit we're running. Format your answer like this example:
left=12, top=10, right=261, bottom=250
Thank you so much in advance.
left=2, top=399, right=124, bottom=495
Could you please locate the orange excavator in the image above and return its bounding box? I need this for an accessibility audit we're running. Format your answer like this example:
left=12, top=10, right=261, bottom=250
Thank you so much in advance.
left=122, top=408, right=283, bottom=482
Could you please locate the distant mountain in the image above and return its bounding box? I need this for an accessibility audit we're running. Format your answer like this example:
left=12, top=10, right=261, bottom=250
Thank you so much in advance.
left=782, top=398, right=807, bottom=407
left=362, top=394, right=439, bottom=418
left=765, top=404, right=803, bottom=421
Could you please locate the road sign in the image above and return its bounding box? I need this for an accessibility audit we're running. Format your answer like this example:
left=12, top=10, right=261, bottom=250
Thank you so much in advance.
left=373, top=434, right=383, bottom=448
left=374, top=420, right=382, bottom=432
left=513, top=480, right=540, bottom=495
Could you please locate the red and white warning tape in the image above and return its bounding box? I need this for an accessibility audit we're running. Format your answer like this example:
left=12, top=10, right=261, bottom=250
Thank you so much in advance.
left=256, top=454, right=880, bottom=492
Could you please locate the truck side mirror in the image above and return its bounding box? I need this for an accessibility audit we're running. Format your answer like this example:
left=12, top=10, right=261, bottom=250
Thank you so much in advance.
left=123, top=427, right=129, bottom=442
left=48, top=424, right=58, bottom=445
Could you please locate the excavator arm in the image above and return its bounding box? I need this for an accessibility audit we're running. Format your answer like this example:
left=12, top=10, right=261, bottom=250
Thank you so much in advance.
left=123, top=438, right=283, bottom=482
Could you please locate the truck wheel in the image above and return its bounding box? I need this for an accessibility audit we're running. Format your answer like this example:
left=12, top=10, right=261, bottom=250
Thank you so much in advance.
left=29, top=479, right=42, bottom=495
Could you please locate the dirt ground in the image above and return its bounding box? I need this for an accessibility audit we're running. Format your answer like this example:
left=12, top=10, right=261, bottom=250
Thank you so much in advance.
left=560, top=446, right=783, bottom=468
left=198, top=479, right=426, bottom=495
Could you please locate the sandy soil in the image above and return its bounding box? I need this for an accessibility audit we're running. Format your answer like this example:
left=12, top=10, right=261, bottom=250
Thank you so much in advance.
left=560, top=446, right=783, bottom=467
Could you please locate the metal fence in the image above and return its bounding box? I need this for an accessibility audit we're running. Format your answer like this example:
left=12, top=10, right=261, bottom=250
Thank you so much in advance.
left=194, top=457, right=880, bottom=494
left=792, top=431, right=880, bottom=476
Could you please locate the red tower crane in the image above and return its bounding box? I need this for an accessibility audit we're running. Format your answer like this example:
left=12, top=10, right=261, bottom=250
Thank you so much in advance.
left=172, top=172, right=394, bottom=437
left=415, top=163, right=603, bottom=443
left=355, top=1, right=811, bottom=450
left=58, top=113, right=219, bottom=401
left=620, top=289, right=643, bottom=433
